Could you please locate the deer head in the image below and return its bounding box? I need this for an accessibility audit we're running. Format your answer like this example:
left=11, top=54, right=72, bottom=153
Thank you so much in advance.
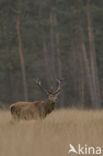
left=34, top=79, right=63, bottom=103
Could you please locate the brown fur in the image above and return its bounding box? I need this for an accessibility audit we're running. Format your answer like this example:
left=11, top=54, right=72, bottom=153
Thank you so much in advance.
left=10, top=99, right=56, bottom=120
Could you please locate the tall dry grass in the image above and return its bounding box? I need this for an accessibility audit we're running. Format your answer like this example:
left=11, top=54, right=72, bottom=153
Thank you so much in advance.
left=0, top=109, right=103, bottom=156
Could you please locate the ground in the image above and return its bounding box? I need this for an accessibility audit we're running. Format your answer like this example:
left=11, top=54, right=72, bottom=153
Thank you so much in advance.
left=0, top=109, right=103, bottom=156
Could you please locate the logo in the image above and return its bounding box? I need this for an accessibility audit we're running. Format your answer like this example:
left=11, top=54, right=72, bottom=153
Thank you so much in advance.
left=68, top=144, right=102, bottom=155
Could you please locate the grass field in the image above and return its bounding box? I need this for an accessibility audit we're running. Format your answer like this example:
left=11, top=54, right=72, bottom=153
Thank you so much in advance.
left=0, top=109, right=103, bottom=156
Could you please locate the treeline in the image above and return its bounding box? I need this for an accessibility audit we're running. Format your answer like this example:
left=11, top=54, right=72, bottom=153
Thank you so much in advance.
left=0, top=0, right=103, bottom=109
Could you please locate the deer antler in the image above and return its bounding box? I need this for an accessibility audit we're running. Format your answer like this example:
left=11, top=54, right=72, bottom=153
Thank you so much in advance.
left=34, top=79, right=49, bottom=95
left=54, top=79, right=63, bottom=94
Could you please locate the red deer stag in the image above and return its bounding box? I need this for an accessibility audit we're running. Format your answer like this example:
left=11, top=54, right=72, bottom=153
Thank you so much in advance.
left=10, top=80, right=63, bottom=120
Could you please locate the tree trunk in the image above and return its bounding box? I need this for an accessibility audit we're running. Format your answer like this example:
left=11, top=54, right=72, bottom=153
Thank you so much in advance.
left=77, top=0, right=98, bottom=108
left=86, top=0, right=101, bottom=108
left=16, top=0, right=28, bottom=101
left=42, top=38, right=51, bottom=86
left=72, top=37, right=85, bottom=107
left=49, top=8, right=56, bottom=88
left=80, top=34, right=95, bottom=108
left=53, top=12, right=62, bottom=80
left=53, top=11, right=64, bottom=107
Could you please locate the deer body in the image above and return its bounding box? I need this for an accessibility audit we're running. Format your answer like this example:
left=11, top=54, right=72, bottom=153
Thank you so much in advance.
left=10, top=99, right=55, bottom=120
left=10, top=79, right=62, bottom=120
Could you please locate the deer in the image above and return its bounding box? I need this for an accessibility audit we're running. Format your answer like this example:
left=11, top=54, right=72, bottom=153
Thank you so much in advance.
left=10, top=79, right=63, bottom=120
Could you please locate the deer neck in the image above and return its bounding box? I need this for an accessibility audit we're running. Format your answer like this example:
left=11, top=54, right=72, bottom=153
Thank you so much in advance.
left=45, top=99, right=55, bottom=114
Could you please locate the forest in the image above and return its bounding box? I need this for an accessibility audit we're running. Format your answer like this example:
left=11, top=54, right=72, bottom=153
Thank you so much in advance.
left=0, top=0, right=103, bottom=109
